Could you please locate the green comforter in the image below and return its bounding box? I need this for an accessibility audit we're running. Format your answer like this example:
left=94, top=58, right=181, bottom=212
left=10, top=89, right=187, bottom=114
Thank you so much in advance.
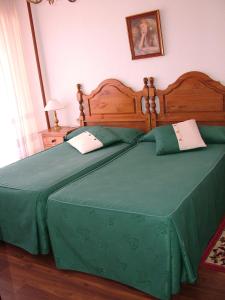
left=47, top=142, right=225, bottom=300
left=0, top=141, right=131, bottom=254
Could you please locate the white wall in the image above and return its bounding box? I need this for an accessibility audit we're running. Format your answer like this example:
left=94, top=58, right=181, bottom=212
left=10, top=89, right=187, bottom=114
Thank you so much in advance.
left=18, top=0, right=225, bottom=129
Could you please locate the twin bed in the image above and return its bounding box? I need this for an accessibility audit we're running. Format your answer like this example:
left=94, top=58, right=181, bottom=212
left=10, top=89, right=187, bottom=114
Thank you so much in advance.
left=0, top=140, right=135, bottom=254
left=0, top=72, right=225, bottom=300
left=0, top=78, right=149, bottom=255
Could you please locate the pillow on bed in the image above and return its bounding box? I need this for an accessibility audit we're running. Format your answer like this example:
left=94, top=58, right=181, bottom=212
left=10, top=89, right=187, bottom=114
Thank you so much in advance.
left=67, top=127, right=120, bottom=154
left=65, top=126, right=143, bottom=144
left=141, top=125, right=225, bottom=145
left=65, top=126, right=118, bottom=143
left=153, top=119, right=207, bottom=155
left=65, top=126, right=100, bottom=141
left=199, top=125, right=225, bottom=144
left=105, top=127, right=144, bottom=144
left=67, top=132, right=103, bottom=154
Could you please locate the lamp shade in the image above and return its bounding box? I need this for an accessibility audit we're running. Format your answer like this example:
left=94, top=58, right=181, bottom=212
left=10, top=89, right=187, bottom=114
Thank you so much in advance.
left=44, top=99, right=64, bottom=111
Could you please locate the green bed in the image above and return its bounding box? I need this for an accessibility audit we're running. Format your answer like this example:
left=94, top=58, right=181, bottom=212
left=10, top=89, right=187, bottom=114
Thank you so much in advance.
left=47, top=141, right=225, bottom=300
left=0, top=139, right=134, bottom=255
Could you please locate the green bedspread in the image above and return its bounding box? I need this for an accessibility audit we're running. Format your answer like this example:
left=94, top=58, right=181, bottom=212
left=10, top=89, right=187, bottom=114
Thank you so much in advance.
left=47, top=142, right=225, bottom=300
left=0, top=141, right=131, bottom=254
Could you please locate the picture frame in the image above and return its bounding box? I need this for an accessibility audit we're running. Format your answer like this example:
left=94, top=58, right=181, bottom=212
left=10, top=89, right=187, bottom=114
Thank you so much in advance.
left=126, top=10, right=164, bottom=60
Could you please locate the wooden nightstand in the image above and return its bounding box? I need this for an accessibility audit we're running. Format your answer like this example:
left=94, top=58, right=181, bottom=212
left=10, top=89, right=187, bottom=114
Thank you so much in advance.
left=40, top=126, right=77, bottom=150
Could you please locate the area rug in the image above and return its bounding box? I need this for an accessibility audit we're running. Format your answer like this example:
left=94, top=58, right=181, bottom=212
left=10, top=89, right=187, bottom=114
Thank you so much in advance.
left=201, top=217, right=225, bottom=272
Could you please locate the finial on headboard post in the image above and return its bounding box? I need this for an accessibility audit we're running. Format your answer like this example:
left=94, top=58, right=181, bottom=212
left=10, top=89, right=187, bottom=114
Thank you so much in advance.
left=149, top=77, right=157, bottom=128
left=77, top=83, right=85, bottom=126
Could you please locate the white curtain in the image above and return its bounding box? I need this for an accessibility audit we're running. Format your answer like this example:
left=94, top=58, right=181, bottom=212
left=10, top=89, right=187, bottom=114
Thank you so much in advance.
left=0, top=0, right=42, bottom=168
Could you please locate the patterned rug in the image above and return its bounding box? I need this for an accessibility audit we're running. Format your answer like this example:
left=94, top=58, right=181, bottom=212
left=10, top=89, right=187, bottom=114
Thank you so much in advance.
left=201, top=217, right=225, bottom=272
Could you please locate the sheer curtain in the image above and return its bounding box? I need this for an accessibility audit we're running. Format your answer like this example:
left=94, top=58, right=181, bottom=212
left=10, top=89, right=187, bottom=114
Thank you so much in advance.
left=0, top=0, right=42, bottom=168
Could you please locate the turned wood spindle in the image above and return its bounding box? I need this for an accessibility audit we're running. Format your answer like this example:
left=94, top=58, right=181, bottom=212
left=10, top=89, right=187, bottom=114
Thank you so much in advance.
left=77, top=84, right=85, bottom=126
left=149, top=77, right=157, bottom=129
left=143, top=77, right=150, bottom=114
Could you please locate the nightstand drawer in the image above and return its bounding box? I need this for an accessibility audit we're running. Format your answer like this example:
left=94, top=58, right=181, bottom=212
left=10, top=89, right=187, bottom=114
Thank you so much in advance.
left=40, top=127, right=77, bottom=150
left=43, top=136, right=64, bottom=148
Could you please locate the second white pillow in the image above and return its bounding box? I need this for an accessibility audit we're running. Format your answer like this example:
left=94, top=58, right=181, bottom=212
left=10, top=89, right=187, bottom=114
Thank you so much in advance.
left=172, top=119, right=206, bottom=151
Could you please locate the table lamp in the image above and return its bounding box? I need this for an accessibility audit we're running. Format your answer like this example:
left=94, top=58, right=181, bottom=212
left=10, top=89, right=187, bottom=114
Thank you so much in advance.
left=44, top=99, right=64, bottom=130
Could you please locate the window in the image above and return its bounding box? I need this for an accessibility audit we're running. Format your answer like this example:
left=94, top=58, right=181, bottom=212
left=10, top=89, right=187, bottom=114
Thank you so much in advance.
left=0, top=0, right=41, bottom=167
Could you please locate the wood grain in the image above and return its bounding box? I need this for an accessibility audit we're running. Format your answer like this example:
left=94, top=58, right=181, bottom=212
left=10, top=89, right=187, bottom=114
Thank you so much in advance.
left=77, top=79, right=151, bottom=132
left=1, top=243, right=225, bottom=300
left=40, top=126, right=76, bottom=149
left=150, top=71, right=225, bottom=128
left=27, top=3, right=50, bottom=129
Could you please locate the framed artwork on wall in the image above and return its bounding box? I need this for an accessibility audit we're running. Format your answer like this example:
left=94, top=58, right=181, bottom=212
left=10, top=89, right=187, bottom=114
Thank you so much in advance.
left=126, top=10, right=164, bottom=60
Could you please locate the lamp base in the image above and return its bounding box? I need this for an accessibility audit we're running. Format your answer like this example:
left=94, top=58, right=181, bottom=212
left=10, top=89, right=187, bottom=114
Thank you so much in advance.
left=53, top=125, right=61, bottom=131
left=53, top=111, right=61, bottom=131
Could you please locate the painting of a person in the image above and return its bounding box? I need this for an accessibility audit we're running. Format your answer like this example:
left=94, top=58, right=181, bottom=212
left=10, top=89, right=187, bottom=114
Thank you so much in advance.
left=126, top=10, right=164, bottom=59
left=132, top=17, right=160, bottom=56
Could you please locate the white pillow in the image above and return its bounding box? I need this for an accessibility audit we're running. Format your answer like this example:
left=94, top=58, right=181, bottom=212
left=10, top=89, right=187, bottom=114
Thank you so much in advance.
left=67, top=131, right=103, bottom=154
left=172, top=119, right=206, bottom=151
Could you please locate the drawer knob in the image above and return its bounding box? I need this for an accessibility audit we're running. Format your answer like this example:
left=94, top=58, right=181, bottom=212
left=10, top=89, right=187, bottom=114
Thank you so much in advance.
left=51, top=139, right=56, bottom=143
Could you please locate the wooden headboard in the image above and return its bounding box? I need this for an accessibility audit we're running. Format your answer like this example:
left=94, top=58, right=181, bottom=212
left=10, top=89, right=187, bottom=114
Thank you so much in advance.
left=76, top=78, right=151, bottom=132
left=149, top=71, right=225, bottom=128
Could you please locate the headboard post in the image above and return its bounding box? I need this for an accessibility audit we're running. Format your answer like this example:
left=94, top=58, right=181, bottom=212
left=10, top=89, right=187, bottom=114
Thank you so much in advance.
left=143, top=77, right=150, bottom=114
left=77, top=84, right=85, bottom=126
left=143, top=77, right=151, bottom=131
left=149, top=77, right=157, bottom=128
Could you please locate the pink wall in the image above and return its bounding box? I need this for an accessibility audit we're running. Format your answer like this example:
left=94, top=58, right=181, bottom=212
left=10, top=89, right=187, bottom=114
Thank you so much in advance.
left=18, top=0, right=225, bottom=129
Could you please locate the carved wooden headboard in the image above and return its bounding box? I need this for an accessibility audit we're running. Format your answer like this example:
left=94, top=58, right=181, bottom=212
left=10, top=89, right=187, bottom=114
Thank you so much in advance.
left=149, top=71, right=225, bottom=128
left=76, top=78, right=151, bottom=132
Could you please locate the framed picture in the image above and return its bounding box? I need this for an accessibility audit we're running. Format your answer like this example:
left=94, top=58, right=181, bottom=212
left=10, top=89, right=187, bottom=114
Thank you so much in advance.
left=126, top=10, right=164, bottom=60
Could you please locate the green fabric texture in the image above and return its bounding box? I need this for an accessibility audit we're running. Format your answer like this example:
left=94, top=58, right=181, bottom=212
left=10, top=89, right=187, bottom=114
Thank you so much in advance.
left=105, top=127, right=144, bottom=144
left=65, top=126, right=120, bottom=146
left=65, top=126, right=144, bottom=144
left=139, top=129, right=155, bottom=142
left=47, top=143, right=225, bottom=300
left=0, top=141, right=131, bottom=254
left=154, top=125, right=180, bottom=155
left=140, top=125, right=225, bottom=145
left=199, top=125, right=225, bottom=144
left=140, top=126, right=181, bottom=153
